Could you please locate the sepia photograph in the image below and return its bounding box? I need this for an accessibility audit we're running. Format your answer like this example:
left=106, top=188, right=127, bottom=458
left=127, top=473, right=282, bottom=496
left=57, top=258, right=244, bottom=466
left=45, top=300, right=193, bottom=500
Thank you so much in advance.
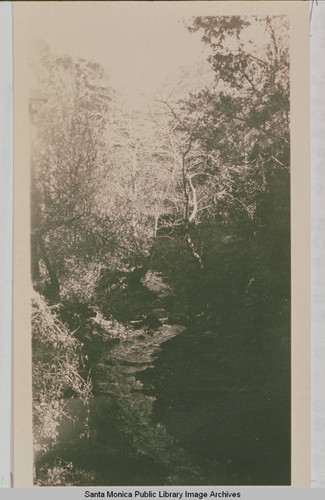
left=13, top=1, right=310, bottom=488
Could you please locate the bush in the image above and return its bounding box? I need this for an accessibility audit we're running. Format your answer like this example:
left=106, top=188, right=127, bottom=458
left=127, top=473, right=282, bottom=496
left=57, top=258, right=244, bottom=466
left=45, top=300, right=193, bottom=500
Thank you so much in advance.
left=32, top=292, right=92, bottom=456
left=36, top=459, right=95, bottom=486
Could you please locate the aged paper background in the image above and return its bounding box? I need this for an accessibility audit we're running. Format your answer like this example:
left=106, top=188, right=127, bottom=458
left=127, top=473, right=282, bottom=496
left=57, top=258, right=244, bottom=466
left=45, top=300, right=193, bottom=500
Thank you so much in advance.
left=0, top=0, right=13, bottom=489
left=310, top=0, right=325, bottom=488
left=13, top=1, right=310, bottom=488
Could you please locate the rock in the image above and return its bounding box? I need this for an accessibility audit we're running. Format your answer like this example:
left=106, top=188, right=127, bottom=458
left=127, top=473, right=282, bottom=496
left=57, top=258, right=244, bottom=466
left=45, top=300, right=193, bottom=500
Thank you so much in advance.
left=151, top=308, right=168, bottom=323
left=141, top=270, right=172, bottom=297
left=168, top=313, right=190, bottom=326
left=145, top=314, right=162, bottom=329
left=152, top=308, right=167, bottom=318
left=130, top=319, right=145, bottom=329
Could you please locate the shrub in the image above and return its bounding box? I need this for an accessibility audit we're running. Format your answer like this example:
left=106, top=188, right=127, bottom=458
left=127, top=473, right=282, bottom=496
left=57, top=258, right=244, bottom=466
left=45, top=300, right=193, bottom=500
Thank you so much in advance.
left=32, top=292, right=92, bottom=456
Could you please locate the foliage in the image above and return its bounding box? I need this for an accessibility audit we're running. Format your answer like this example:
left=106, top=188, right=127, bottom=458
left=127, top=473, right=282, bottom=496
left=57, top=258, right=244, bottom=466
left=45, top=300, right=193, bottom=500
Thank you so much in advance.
left=158, top=15, right=289, bottom=233
left=148, top=15, right=291, bottom=313
left=30, top=43, right=116, bottom=302
left=32, top=292, right=92, bottom=456
left=36, top=459, right=95, bottom=486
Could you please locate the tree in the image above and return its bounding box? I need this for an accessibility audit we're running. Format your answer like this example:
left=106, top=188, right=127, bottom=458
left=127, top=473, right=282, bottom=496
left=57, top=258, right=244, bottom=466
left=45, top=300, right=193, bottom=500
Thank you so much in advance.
left=147, top=15, right=290, bottom=316
left=181, top=15, right=290, bottom=298
left=30, top=43, right=115, bottom=301
left=184, top=15, right=290, bottom=220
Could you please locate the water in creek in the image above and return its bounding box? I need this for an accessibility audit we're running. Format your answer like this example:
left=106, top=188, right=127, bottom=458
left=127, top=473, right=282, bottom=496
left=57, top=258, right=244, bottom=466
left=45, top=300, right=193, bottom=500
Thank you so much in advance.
left=39, top=322, right=205, bottom=485
left=36, top=270, right=290, bottom=486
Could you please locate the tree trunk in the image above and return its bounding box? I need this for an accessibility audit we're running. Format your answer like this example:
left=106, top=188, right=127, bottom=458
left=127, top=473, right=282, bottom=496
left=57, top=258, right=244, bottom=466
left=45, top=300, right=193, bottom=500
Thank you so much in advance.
left=38, top=233, right=60, bottom=303
left=181, top=154, right=189, bottom=226
left=187, top=174, right=198, bottom=224
left=185, top=233, right=203, bottom=270
left=131, top=143, right=138, bottom=237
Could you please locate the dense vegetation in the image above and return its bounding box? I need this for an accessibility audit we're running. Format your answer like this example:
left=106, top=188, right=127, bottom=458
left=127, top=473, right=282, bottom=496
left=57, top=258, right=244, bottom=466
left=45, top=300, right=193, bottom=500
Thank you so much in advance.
left=30, top=16, right=291, bottom=486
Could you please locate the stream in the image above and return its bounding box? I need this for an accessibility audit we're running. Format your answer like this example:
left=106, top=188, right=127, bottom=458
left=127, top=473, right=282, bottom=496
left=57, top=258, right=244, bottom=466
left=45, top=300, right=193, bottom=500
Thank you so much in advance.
left=37, top=270, right=201, bottom=485
left=36, top=269, right=290, bottom=486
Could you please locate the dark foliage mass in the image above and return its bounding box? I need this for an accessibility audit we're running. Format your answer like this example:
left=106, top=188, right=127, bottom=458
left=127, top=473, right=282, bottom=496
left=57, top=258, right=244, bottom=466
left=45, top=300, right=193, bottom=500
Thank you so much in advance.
left=30, top=16, right=291, bottom=486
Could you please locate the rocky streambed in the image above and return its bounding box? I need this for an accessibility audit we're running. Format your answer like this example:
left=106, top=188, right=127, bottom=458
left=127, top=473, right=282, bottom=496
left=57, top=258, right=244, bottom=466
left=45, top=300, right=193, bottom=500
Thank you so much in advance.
left=36, top=270, right=200, bottom=485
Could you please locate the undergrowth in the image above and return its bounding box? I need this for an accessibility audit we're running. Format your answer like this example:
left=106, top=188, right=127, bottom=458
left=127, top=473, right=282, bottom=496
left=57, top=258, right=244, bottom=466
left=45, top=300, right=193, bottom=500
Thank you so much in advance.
left=32, top=292, right=92, bottom=458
